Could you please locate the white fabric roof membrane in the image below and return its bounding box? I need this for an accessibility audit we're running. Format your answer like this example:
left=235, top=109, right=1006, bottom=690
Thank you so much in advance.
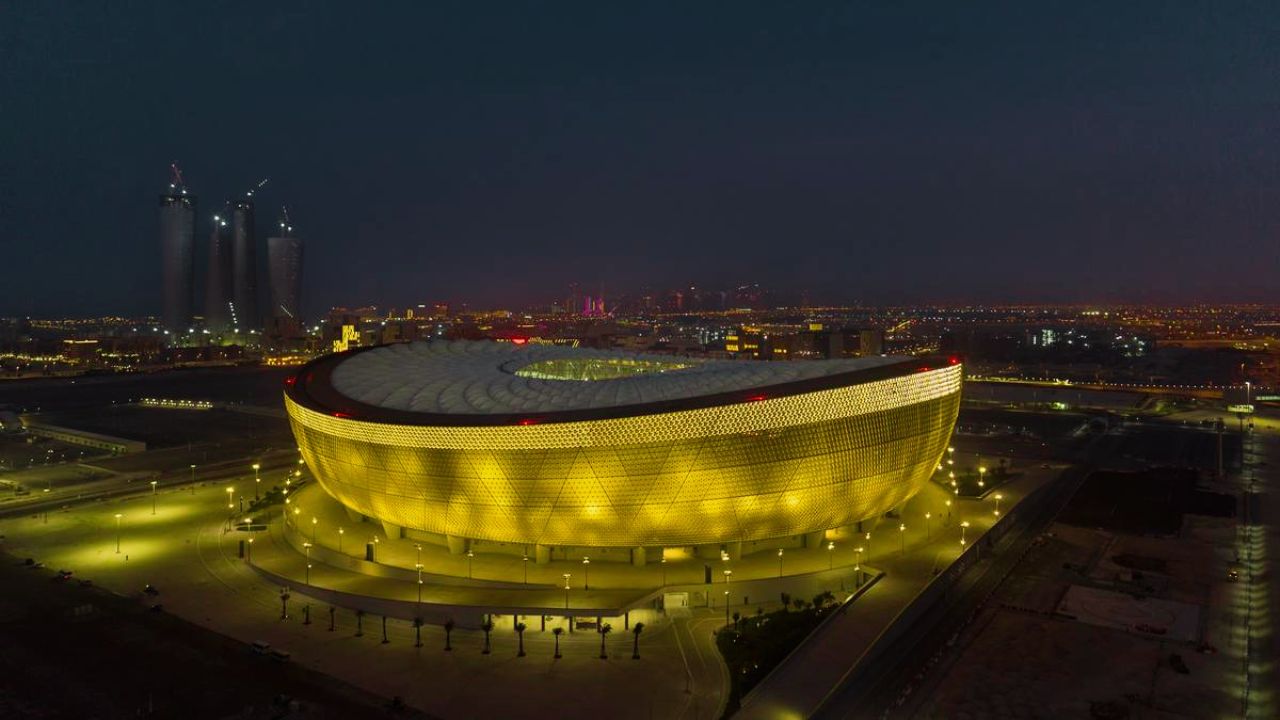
left=328, top=340, right=908, bottom=415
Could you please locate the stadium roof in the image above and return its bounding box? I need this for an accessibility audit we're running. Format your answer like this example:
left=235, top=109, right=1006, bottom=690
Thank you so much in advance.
left=324, top=340, right=908, bottom=416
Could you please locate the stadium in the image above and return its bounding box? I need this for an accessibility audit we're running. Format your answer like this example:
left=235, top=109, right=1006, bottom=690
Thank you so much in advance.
left=284, top=341, right=962, bottom=563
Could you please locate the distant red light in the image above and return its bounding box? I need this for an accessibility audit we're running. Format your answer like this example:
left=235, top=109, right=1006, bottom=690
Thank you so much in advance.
left=285, top=376, right=296, bottom=387
left=948, top=356, right=960, bottom=365
left=517, top=417, right=538, bottom=425
left=332, top=411, right=353, bottom=419
left=918, top=366, right=931, bottom=373
left=511, top=337, right=528, bottom=345
left=746, top=394, right=767, bottom=402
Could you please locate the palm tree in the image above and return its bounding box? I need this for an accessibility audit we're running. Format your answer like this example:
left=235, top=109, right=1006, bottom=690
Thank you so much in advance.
left=732, top=611, right=741, bottom=630
left=355, top=609, right=365, bottom=637
left=552, top=627, right=564, bottom=658
left=481, top=620, right=494, bottom=655
left=444, top=619, right=454, bottom=651
left=631, top=622, right=645, bottom=659
left=792, top=597, right=805, bottom=612
left=780, top=592, right=791, bottom=610
left=598, top=622, right=612, bottom=659
left=413, top=617, right=423, bottom=648
left=515, top=622, right=527, bottom=657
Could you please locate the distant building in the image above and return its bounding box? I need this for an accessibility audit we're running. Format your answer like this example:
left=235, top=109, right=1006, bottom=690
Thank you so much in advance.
left=858, top=329, right=885, bottom=356
left=159, top=184, right=196, bottom=333
left=204, top=211, right=233, bottom=332
left=231, top=195, right=259, bottom=329
left=267, top=219, right=304, bottom=328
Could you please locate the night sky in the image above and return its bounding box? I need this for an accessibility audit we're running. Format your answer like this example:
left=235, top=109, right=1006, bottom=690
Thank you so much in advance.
left=3, top=2, right=1279, bottom=317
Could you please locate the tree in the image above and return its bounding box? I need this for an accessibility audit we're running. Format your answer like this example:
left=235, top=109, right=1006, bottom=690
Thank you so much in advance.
left=481, top=620, right=494, bottom=655
left=792, top=598, right=806, bottom=612
left=598, top=622, right=612, bottom=659
left=355, top=609, right=365, bottom=637
left=413, top=617, right=423, bottom=648
left=515, top=622, right=527, bottom=657
left=780, top=591, right=791, bottom=610
left=813, top=591, right=836, bottom=610
left=732, top=611, right=741, bottom=629
left=444, top=619, right=454, bottom=651
left=552, top=627, right=564, bottom=659
left=631, top=622, right=645, bottom=659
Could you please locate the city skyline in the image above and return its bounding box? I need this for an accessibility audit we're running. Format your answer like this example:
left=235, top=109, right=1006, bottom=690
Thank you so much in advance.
left=5, top=3, right=1280, bottom=318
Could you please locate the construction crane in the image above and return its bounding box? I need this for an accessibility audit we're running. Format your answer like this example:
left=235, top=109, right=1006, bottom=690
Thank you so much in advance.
left=169, top=162, right=186, bottom=192
left=246, top=177, right=269, bottom=198
left=279, top=205, right=293, bottom=234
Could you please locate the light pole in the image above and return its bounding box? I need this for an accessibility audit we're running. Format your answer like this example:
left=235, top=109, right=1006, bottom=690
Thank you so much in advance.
left=661, top=557, right=667, bottom=585
left=303, top=542, right=312, bottom=584
left=855, top=546, right=863, bottom=571
left=993, top=493, right=1004, bottom=517
left=865, top=532, right=872, bottom=559
left=189, top=464, right=196, bottom=495
left=925, top=512, right=932, bottom=540
left=582, top=556, right=590, bottom=590
left=563, top=573, right=571, bottom=609
left=338, top=527, right=344, bottom=553
left=960, top=520, right=970, bottom=545
left=777, top=548, right=784, bottom=578
left=114, top=513, right=123, bottom=554
left=416, top=562, right=424, bottom=604
left=247, top=537, right=254, bottom=562
left=945, top=499, right=952, bottom=523
left=723, top=568, right=732, bottom=585
left=311, top=516, right=317, bottom=542
left=827, top=540, right=835, bottom=570
left=978, top=466, right=987, bottom=489
left=723, top=590, right=730, bottom=626
left=150, top=480, right=158, bottom=515
left=225, top=486, right=234, bottom=510
left=899, top=523, right=906, bottom=554
left=522, top=554, right=529, bottom=584
left=466, top=550, right=474, bottom=579
left=252, top=463, right=261, bottom=500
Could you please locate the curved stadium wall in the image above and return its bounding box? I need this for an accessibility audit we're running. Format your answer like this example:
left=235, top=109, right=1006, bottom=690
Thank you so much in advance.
left=284, top=352, right=962, bottom=549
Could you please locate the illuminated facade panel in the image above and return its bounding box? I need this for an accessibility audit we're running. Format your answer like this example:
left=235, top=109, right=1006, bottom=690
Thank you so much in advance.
left=285, top=342, right=962, bottom=549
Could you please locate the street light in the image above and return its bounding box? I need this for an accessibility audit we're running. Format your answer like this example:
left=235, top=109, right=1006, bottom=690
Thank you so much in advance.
left=338, top=527, right=344, bottom=552
left=150, top=480, right=158, bottom=515
left=661, top=557, right=668, bottom=585
left=225, top=486, right=234, bottom=510
left=827, top=540, right=835, bottom=569
left=855, top=546, right=864, bottom=571
left=777, top=548, right=784, bottom=578
left=724, top=590, right=730, bottom=626
left=945, top=499, right=953, bottom=522
left=993, top=493, right=1004, bottom=517
left=466, top=550, right=474, bottom=579
left=899, top=523, right=906, bottom=554
left=247, top=537, right=254, bottom=562
left=522, top=554, right=529, bottom=584
left=865, top=532, right=872, bottom=559
left=723, top=568, right=732, bottom=584
left=563, top=573, right=572, bottom=608
left=415, top=562, right=424, bottom=603
left=582, top=556, right=590, bottom=590
left=189, top=464, right=196, bottom=495
left=252, top=463, right=261, bottom=500
left=978, top=466, right=987, bottom=489
left=303, top=542, right=312, bottom=584
left=114, top=513, right=123, bottom=554
left=925, top=512, right=932, bottom=540
left=960, top=520, right=970, bottom=545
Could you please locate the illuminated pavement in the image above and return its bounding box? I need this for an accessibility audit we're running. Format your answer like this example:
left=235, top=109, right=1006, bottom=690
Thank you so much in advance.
left=0, top=483, right=725, bottom=719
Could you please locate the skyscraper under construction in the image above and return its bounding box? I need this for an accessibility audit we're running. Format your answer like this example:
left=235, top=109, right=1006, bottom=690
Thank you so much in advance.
left=267, top=210, right=304, bottom=333
left=231, top=192, right=259, bottom=329
left=204, top=208, right=233, bottom=332
left=158, top=166, right=196, bottom=334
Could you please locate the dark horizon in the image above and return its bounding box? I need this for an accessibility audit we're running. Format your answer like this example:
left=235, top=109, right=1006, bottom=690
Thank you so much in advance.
left=4, top=2, right=1279, bottom=317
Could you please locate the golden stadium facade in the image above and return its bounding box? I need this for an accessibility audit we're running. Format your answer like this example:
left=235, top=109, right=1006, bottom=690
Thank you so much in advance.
left=284, top=341, right=961, bottom=555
